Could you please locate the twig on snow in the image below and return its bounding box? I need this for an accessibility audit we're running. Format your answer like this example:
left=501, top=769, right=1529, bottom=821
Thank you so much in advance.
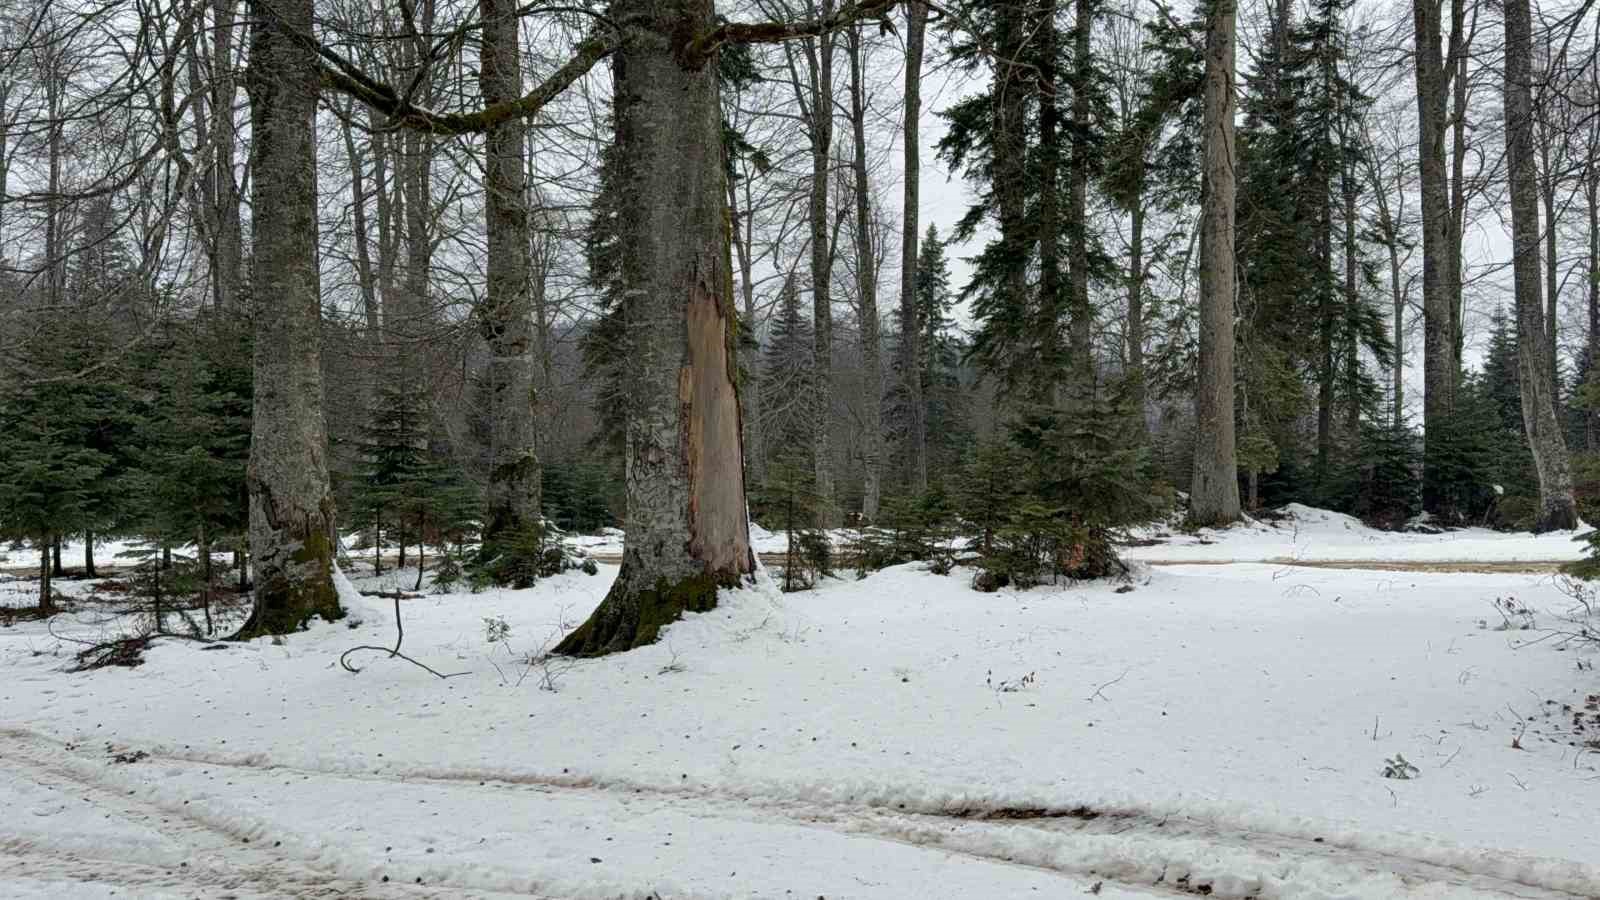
left=340, top=595, right=468, bottom=679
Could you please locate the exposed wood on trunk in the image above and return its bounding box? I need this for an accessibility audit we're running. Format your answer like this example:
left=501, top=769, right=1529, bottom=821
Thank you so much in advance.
left=1503, top=0, right=1577, bottom=532
left=238, top=0, right=341, bottom=636
left=555, top=0, right=754, bottom=655
left=1189, top=0, right=1241, bottom=527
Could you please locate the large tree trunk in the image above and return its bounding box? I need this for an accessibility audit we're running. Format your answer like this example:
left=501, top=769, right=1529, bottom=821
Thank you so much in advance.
left=992, top=0, right=1029, bottom=393
left=1415, top=0, right=1456, bottom=513
left=1189, top=0, right=1241, bottom=527
left=1503, top=0, right=1577, bottom=532
left=555, top=0, right=754, bottom=655
left=239, top=0, right=341, bottom=636
left=1065, top=0, right=1093, bottom=410
left=796, top=7, right=837, bottom=526
left=83, top=531, right=95, bottom=578
left=476, top=0, right=542, bottom=554
left=847, top=27, right=882, bottom=521
left=899, top=0, right=927, bottom=491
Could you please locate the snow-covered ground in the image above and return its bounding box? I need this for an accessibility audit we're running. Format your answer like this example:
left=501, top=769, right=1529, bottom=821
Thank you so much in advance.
left=3, top=514, right=1599, bottom=898
left=1124, top=504, right=1591, bottom=565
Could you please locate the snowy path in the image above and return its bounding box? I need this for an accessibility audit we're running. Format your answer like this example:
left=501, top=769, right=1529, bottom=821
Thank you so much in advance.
left=3, top=726, right=1594, bottom=900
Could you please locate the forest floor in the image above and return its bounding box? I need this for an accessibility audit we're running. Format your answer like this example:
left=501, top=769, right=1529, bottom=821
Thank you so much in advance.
left=2, top=505, right=1599, bottom=899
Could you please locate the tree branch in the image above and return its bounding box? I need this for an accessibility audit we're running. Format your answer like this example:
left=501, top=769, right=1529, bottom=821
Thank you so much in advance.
left=686, top=0, right=903, bottom=68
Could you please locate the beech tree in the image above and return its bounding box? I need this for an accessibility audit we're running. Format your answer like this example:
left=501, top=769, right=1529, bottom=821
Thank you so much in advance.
left=1189, top=0, right=1241, bottom=526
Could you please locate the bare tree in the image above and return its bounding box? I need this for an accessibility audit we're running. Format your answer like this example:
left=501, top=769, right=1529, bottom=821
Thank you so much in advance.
left=1503, top=0, right=1576, bottom=531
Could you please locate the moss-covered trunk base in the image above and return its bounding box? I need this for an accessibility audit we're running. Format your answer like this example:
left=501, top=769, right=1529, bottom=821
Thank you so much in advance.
left=554, top=571, right=730, bottom=656
left=234, top=527, right=341, bottom=638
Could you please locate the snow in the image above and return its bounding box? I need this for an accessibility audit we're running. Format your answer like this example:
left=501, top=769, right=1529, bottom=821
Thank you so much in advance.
left=3, top=511, right=1599, bottom=898
left=1125, top=503, right=1591, bottom=564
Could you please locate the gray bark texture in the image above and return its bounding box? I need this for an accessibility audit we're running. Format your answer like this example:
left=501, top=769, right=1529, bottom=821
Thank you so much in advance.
left=1189, top=0, right=1241, bottom=527
left=898, top=0, right=927, bottom=491
left=803, top=9, right=838, bottom=526
left=477, top=0, right=542, bottom=546
left=847, top=27, right=881, bottom=521
left=239, top=0, right=341, bottom=636
left=555, top=0, right=754, bottom=655
left=1414, top=0, right=1457, bottom=512
left=1502, top=0, right=1577, bottom=532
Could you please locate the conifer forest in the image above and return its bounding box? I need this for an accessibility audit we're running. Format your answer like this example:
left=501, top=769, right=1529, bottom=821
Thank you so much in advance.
left=2, top=0, right=1600, bottom=896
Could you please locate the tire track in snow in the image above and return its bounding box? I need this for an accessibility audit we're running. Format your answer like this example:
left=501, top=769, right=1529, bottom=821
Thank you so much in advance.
left=6, top=728, right=1594, bottom=899
left=0, top=732, right=546, bottom=899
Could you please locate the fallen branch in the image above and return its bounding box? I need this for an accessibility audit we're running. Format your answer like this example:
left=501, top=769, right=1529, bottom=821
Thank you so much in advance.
left=340, top=595, right=468, bottom=680
left=358, top=589, right=423, bottom=600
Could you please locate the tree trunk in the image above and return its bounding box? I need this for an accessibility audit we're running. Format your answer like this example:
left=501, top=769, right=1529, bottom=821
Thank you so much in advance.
left=554, top=0, right=754, bottom=655
left=727, top=148, right=763, bottom=485
left=1542, top=172, right=1560, bottom=398
left=1342, top=164, right=1361, bottom=436
left=38, top=534, right=53, bottom=614
left=899, top=0, right=928, bottom=491
left=475, top=0, right=543, bottom=555
left=51, top=536, right=62, bottom=578
left=992, top=0, right=1029, bottom=393
left=1127, top=188, right=1148, bottom=443
left=83, top=531, right=95, bottom=578
left=847, top=27, right=882, bottom=522
left=1190, top=0, right=1241, bottom=527
left=803, top=8, right=837, bottom=526
left=199, top=524, right=214, bottom=635
left=1065, top=0, right=1093, bottom=410
left=238, top=0, right=341, bottom=636
left=1503, top=0, right=1577, bottom=532
left=1587, top=175, right=1599, bottom=451
left=210, top=0, right=243, bottom=311
left=1415, top=0, right=1456, bottom=513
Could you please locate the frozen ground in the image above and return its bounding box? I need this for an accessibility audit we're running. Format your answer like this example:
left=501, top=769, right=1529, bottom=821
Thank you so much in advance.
left=2, top=512, right=1599, bottom=898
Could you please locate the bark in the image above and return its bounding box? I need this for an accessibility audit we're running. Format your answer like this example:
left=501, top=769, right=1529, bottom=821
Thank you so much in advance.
left=726, top=147, right=762, bottom=484
left=1342, top=172, right=1361, bottom=435
left=992, top=0, right=1029, bottom=390
left=1446, top=0, right=1467, bottom=362
left=0, top=77, right=8, bottom=258
left=52, top=536, right=62, bottom=578
left=554, top=0, right=754, bottom=655
left=1038, top=0, right=1065, bottom=407
left=210, top=0, right=243, bottom=311
left=1587, top=175, right=1599, bottom=451
left=1065, top=0, right=1093, bottom=410
left=1189, top=0, right=1241, bottom=527
left=899, top=0, right=927, bottom=491
left=1540, top=153, right=1560, bottom=395
left=1503, top=0, right=1577, bottom=532
left=339, top=107, right=380, bottom=337
left=802, top=6, right=837, bottom=526
left=83, top=531, right=95, bottom=578
left=1415, top=0, right=1456, bottom=512
left=847, top=27, right=881, bottom=521
left=238, top=0, right=341, bottom=636
left=38, top=534, right=53, bottom=613
left=476, top=0, right=542, bottom=550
